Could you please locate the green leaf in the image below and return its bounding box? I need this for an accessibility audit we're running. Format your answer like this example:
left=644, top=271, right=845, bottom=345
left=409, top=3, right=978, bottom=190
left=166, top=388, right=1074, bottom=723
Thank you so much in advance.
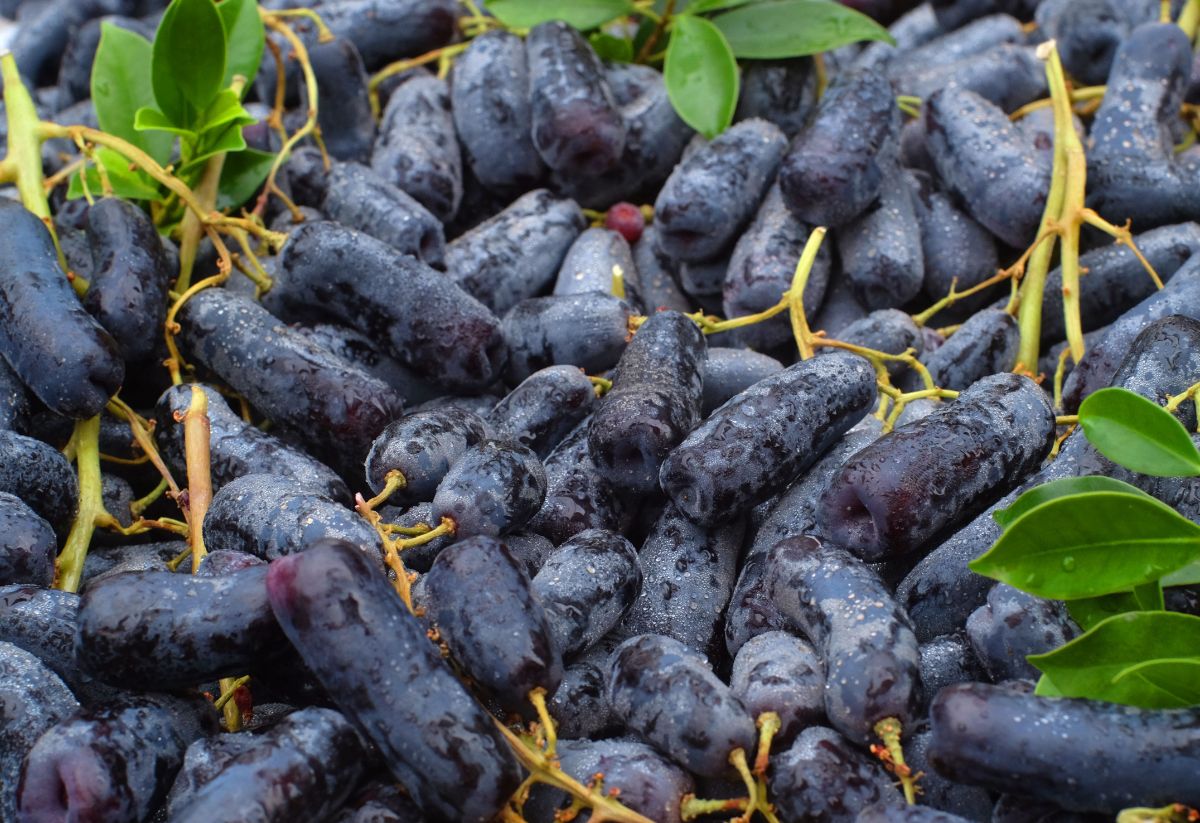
left=992, top=475, right=1152, bottom=531
left=664, top=15, right=738, bottom=139
left=588, top=31, right=634, bottom=62
left=686, top=0, right=760, bottom=13
left=217, top=147, right=275, bottom=210
left=152, top=0, right=227, bottom=129
left=1033, top=674, right=1064, bottom=697
left=200, top=88, right=256, bottom=133
left=485, top=0, right=635, bottom=30
left=1110, top=658, right=1200, bottom=707
left=91, top=24, right=174, bottom=165
left=1079, top=387, right=1200, bottom=477
left=182, top=124, right=247, bottom=172
left=1133, top=580, right=1165, bottom=611
left=1026, top=611, right=1200, bottom=708
left=711, top=0, right=894, bottom=59
left=217, top=0, right=264, bottom=92
left=67, top=147, right=164, bottom=202
left=135, top=106, right=199, bottom=139
left=1163, top=559, right=1200, bottom=587
left=1066, top=591, right=1142, bottom=631
left=968, top=491, right=1200, bottom=599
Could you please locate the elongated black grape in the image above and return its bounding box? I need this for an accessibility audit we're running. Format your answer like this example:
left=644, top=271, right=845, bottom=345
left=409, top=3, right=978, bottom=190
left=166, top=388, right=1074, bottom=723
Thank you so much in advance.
left=966, top=584, right=1079, bottom=682
left=203, top=473, right=382, bottom=563
left=722, top=183, right=831, bottom=350
left=526, top=418, right=624, bottom=545
left=929, top=683, right=1200, bottom=813
left=834, top=310, right=924, bottom=380
left=677, top=253, right=728, bottom=299
left=0, top=492, right=55, bottom=587
left=195, top=549, right=265, bottom=578
left=589, top=310, right=705, bottom=494
left=321, top=162, right=446, bottom=266
left=373, top=71, right=462, bottom=222
left=446, top=188, right=585, bottom=315
left=630, top=224, right=691, bottom=314
left=502, top=291, right=634, bottom=384
left=266, top=540, right=521, bottom=821
left=838, top=159, right=925, bottom=310
left=654, top=118, right=787, bottom=262
left=0, top=642, right=79, bottom=823
left=531, top=528, right=640, bottom=656
left=1088, top=23, right=1200, bottom=228
left=607, top=634, right=756, bottom=777
left=423, top=535, right=562, bottom=712
left=165, top=732, right=258, bottom=817
left=907, top=307, right=1019, bottom=391
left=730, top=631, right=825, bottom=747
left=769, top=725, right=901, bottom=820
left=662, top=350, right=876, bottom=525
left=0, top=356, right=30, bottom=433
left=925, top=86, right=1049, bottom=248
left=451, top=30, right=548, bottom=195
left=617, top=504, right=744, bottom=658
left=310, top=36, right=376, bottom=162
left=526, top=21, right=626, bottom=177
left=290, top=322, right=441, bottom=405
left=330, top=780, right=427, bottom=823
left=17, top=694, right=216, bottom=822
left=523, top=738, right=695, bottom=823
left=701, top=347, right=783, bottom=415
left=735, top=57, right=819, bottom=137
left=725, top=416, right=883, bottom=656
left=902, top=728, right=995, bottom=821
left=814, top=274, right=869, bottom=337
left=900, top=43, right=1046, bottom=112
left=75, top=565, right=287, bottom=690
left=11, top=0, right=129, bottom=86
left=0, top=200, right=123, bottom=419
left=269, top=220, right=509, bottom=391
left=169, top=707, right=368, bottom=823
left=156, top=384, right=350, bottom=504
left=779, top=68, right=900, bottom=228
left=766, top=536, right=921, bottom=744
left=853, top=4, right=943, bottom=73
left=907, top=169, right=999, bottom=313
left=821, top=373, right=1054, bottom=560
left=487, top=365, right=595, bottom=458
left=990, top=793, right=1110, bottom=823
left=301, top=0, right=459, bottom=71
left=80, top=197, right=173, bottom=363
left=887, top=12, right=1022, bottom=79
left=55, top=15, right=152, bottom=107
left=0, top=429, right=78, bottom=539
left=918, top=632, right=984, bottom=702
left=431, top=439, right=547, bottom=538
left=552, top=227, right=633, bottom=297
left=366, top=407, right=491, bottom=506
left=548, top=658, right=618, bottom=739
left=856, top=803, right=976, bottom=822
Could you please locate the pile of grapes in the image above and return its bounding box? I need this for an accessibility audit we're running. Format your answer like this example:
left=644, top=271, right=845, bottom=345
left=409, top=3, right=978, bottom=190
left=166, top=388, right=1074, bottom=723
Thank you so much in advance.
left=2, top=0, right=1200, bottom=821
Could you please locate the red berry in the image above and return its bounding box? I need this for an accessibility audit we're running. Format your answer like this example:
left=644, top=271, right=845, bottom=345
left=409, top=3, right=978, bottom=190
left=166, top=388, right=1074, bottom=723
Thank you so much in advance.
left=605, top=202, right=645, bottom=245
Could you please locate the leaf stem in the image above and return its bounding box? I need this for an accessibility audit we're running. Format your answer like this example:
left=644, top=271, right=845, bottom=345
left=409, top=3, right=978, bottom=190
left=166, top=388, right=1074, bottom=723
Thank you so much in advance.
left=181, top=386, right=212, bottom=573
left=55, top=416, right=103, bottom=593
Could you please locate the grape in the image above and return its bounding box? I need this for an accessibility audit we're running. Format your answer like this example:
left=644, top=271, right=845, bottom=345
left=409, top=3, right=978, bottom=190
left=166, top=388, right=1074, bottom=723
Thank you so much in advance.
left=0, top=200, right=123, bottom=419
left=75, top=564, right=288, bottom=690
left=526, top=21, right=626, bottom=178
left=195, top=549, right=265, bottom=578
left=887, top=12, right=1022, bottom=80
left=451, top=30, right=548, bottom=196
left=814, top=275, right=869, bottom=338
left=446, top=188, right=585, bottom=315
left=918, top=632, right=985, bottom=702
left=903, top=729, right=994, bottom=821
left=331, top=780, right=427, bottom=823
left=588, top=310, right=705, bottom=495
left=629, top=225, right=692, bottom=314
left=851, top=5, right=943, bottom=73
left=423, top=534, right=563, bottom=712
left=929, top=682, right=1200, bottom=813
left=735, top=58, right=819, bottom=138
left=302, top=0, right=459, bottom=72
left=832, top=310, right=924, bottom=379
left=11, top=0, right=126, bottom=86
left=502, top=291, right=634, bottom=384
left=900, top=43, right=1046, bottom=112
left=373, top=71, right=462, bottom=222
left=1035, top=0, right=1152, bottom=85
left=365, top=407, right=492, bottom=506
left=486, top=365, right=596, bottom=458
left=677, top=253, right=728, bottom=300
left=966, top=584, right=1079, bottom=682
left=662, top=350, right=876, bottom=526
left=904, top=307, right=1019, bottom=392
left=431, top=439, right=547, bottom=539
left=270, top=220, right=509, bottom=392
left=701, top=347, right=784, bottom=415
left=0, top=492, right=55, bottom=587
left=604, top=201, right=646, bottom=245
left=606, top=633, right=756, bottom=777
left=526, top=418, right=625, bottom=545
left=203, top=473, right=382, bottom=563
left=0, top=356, right=30, bottom=433
left=779, top=69, right=900, bottom=228
left=553, top=227, right=635, bottom=297
left=164, top=732, right=258, bottom=818
left=855, top=803, right=977, bottom=822
left=0, top=429, right=79, bottom=539
left=321, top=162, right=446, bottom=266
left=654, top=119, right=787, bottom=263
left=17, top=694, right=217, bottom=823
left=730, top=631, right=825, bottom=747
left=769, top=726, right=901, bottom=821
left=990, top=793, right=1110, bottom=823
left=266, top=540, right=521, bottom=821
left=309, top=36, right=376, bottom=162
left=289, top=322, right=442, bottom=406
left=547, top=659, right=618, bottom=740
left=168, top=707, right=368, bottom=823
left=81, top=542, right=183, bottom=588
left=531, top=528, right=641, bottom=656
left=821, top=373, right=1054, bottom=560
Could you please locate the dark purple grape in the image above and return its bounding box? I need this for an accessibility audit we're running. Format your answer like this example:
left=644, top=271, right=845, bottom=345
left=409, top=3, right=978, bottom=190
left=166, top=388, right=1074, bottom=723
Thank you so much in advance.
left=486, top=365, right=595, bottom=458
left=547, top=658, right=618, bottom=740
left=310, top=36, right=376, bottom=162
left=17, top=695, right=216, bottom=823
left=813, top=275, right=869, bottom=337
left=630, top=224, right=692, bottom=314
left=365, top=406, right=492, bottom=506
left=526, top=418, right=625, bottom=545
left=269, top=220, right=509, bottom=392
left=330, top=780, right=426, bottom=823
left=0, top=429, right=78, bottom=539
left=730, top=631, right=825, bottom=747
left=1035, top=0, right=1147, bottom=85
left=701, top=347, right=784, bottom=415
left=918, top=632, right=984, bottom=702
left=856, top=803, right=977, bottom=822
left=766, top=536, right=922, bottom=744
left=654, top=118, right=787, bottom=262
left=195, top=549, right=265, bottom=578
left=990, top=793, right=1110, bottom=823
left=588, top=310, right=706, bottom=494
left=900, top=43, right=1046, bottom=112
left=886, top=12, right=1022, bottom=79
left=502, top=291, right=634, bottom=384
left=423, top=534, right=563, bottom=712
left=321, top=162, right=445, bottom=266
left=553, top=227, right=634, bottom=297
left=779, top=68, right=900, bottom=228
left=169, top=707, right=368, bottom=823
left=834, top=309, right=924, bottom=379
left=903, top=729, right=995, bottom=821
left=907, top=307, right=1019, bottom=391
left=11, top=0, right=129, bottom=86
left=735, top=58, right=819, bottom=137
left=266, top=540, right=521, bottom=822
left=929, top=683, right=1200, bottom=813
left=0, top=199, right=123, bottom=419
left=0, top=356, right=30, bottom=433
left=75, top=564, right=287, bottom=690
left=769, top=726, right=901, bottom=820
left=820, top=373, right=1054, bottom=560
left=662, top=350, right=876, bottom=525
left=526, top=21, right=626, bottom=177
left=431, top=438, right=547, bottom=539
left=606, top=633, right=756, bottom=777
left=966, top=584, right=1079, bottom=682
left=289, top=322, right=441, bottom=406
left=303, top=0, right=459, bottom=71
left=446, top=188, right=585, bottom=314
left=0, top=492, right=55, bottom=587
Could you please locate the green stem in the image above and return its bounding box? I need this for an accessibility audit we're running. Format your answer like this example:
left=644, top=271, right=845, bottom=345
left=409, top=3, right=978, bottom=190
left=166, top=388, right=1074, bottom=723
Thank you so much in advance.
left=176, top=150, right=226, bottom=292
left=55, top=416, right=103, bottom=593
